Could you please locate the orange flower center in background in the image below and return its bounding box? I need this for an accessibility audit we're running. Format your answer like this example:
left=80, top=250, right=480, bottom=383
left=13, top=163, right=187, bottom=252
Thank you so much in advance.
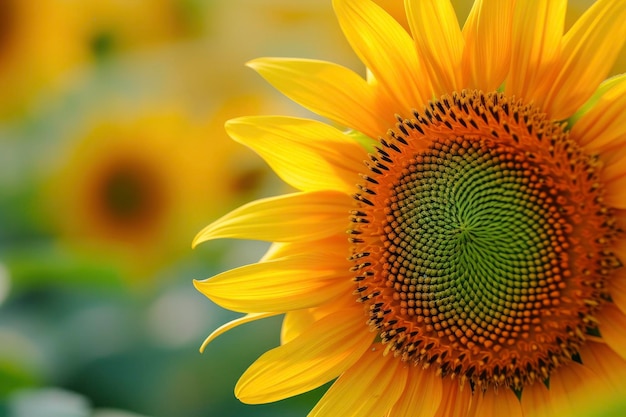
left=89, top=159, right=168, bottom=240
left=349, top=90, right=621, bottom=391
left=0, top=0, right=17, bottom=62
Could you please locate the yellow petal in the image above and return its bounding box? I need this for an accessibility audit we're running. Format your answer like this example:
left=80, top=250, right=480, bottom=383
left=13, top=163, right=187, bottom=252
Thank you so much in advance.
left=569, top=75, right=626, bottom=208
left=568, top=76, right=626, bottom=208
left=611, top=274, right=626, bottom=316
left=462, top=0, right=515, bottom=91
left=385, top=367, right=442, bottom=417
left=519, top=382, right=554, bottom=417
left=281, top=310, right=317, bottom=345
left=405, top=0, right=465, bottom=96
left=433, top=379, right=472, bottom=417
left=236, top=307, right=372, bottom=404
left=563, top=0, right=626, bottom=77
left=333, top=0, right=431, bottom=113
left=505, top=0, right=566, bottom=111
left=468, top=388, right=522, bottom=417
left=572, top=74, right=626, bottom=149
left=603, top=153, right=626, bottom=209
left=248, top=57, right=395, bottom=139
left=543, top=0, right=626, bottom=120
left=372, top=0, right=409, bottom=32
left=199, top=312, right=279, bottom=353
left=611, top=210, right=626, bottom=262
left=521, top=362, right=602, bottom=417
left=193, top=191, right=352, bottom=246
left=225, top=116, right=367, bottom=193
left=609, top=230, right=626, bottom=314
left=261, top=236, right=349, bottom=263
left=281, top=289, right=356, bottom=344
left=259, top=242, right=289, bottom=263
left=597, top=303, right=626, bottom=360
left=309, top=344, right=407, bottom=417
left=580, top=341, right=626, bottom=393
left=549, top=361, right=612, bottom=410
left=193, top=253, right=352, bottom=313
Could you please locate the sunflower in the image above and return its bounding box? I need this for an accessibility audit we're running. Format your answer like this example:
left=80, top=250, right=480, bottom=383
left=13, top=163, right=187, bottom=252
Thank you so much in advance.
left=47, top=100, right=268, bottom=280
left=0, top=0, right=74, bottom=119
left=62, top=0, right=195, bottom=63
left=0, top=0, right=195, bottom=120
left=194, top=0, right=626, bottom=416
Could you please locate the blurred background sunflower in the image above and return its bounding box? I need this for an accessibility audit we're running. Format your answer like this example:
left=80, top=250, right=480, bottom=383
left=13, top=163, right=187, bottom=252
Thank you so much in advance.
left=0, top=0, right=357, bottom=416
left=1, top=1, right=624, bottom=417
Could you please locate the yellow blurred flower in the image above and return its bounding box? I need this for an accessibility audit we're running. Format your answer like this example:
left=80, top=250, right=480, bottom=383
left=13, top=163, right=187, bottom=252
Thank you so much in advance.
left=60, top=0, right=195, bottom=63
left=0, top=0, right=71, bottom=118
left=194, top=0, right=626, bottom=416
left=46, top=98, right=268, bottom=280
left=0, top=0, right=195, bottom=119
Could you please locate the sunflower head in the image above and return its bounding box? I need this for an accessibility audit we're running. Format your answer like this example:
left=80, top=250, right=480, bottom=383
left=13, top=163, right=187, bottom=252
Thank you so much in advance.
left=350, top=89, right=621, bottom=391
left=47, top=101, right=269, bottom=280
left=194, top=0, right=626, bottom=416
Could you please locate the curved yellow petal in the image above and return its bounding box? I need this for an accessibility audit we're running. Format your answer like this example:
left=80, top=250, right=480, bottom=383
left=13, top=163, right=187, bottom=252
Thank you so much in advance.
left=521, top=362, right=604, bottom=417
left=519, top=381, right=554, bottom=417
left=572, top=74, right=626, bottom=149
left=608, top=219, right=626, bottom=314
left=199, top=312, right=279, bottom=353
left=603, top=158, right=626, bottom=209
left=372, top=0, right=409, bottom=32
left=236, top=307, right=372, bottom=404
left=281, top=290, right=357, bottom=344
left=543, top=0, right=626, bottom=120
left=309, top=344, right=407, bottom=417
left=468, top=388, right=522, bottom=417
left=611, top=277, right=626, bottom=316
left=261, top=236, right=349, bottom=263
left=385, top=366, right=442, bottom=417
left=281, top=310, right=317, bottom=345
left=259, top=242, right=289, bottom=263
left=597, top=303, right=626, bottom=360
left=580, top=341, right=626, bottom=393
left=248, top=57, right=395, bottom=139
left=226, top=116, right=367, bottom=193
left=433, top=378, right=471, bottom=417
left=405, top=0, right=465, bottom=96
left=549, top=360, right=613, bottom=410
left=193, top=191, right=352, bottom=246
left=505, top=0, right=566, bottom=111
left=609, top=231, right=626, bottom=314
left=193, top=253, right=352, bottom=313
left=267, top=238, right=354, bottom=343
left=333, top=0, right=431, bottom=113
left=564, top=0, right=626, bottom=78
left=571, top=75, right=626, bottom=209
left=462, top=0, right=515, bottom=91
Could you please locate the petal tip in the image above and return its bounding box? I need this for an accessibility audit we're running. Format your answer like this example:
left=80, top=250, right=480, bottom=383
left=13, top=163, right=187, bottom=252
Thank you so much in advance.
left=192, top=278, right=206, bottom=291
left=191, top=229, right=208, bottom=248
left=245, top=57, right=271, bottom=70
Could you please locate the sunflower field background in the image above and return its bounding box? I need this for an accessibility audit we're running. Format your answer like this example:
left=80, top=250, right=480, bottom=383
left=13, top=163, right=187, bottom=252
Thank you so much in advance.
left=0, top=1, right=624, bottom=417
left=0, top=1, right=358, bottom=416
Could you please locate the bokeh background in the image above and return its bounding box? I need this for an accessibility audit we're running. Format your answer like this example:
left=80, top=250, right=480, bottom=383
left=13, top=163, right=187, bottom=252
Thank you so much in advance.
left=0, top=1, right=359, bottom=416
left=1, top=1, right=624, bottom=417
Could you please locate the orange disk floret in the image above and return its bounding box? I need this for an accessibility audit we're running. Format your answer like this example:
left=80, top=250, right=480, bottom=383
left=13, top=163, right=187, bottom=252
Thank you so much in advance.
left=349, top=90, right=621, bottom=391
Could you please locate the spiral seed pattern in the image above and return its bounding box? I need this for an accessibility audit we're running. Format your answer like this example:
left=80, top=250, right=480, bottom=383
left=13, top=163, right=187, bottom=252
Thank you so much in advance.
left=349, top=90, right=621, bottom=391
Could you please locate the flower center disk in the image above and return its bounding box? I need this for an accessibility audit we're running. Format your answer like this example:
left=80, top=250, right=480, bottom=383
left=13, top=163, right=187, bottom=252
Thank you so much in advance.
left=349, top=90, right=620, bottom=391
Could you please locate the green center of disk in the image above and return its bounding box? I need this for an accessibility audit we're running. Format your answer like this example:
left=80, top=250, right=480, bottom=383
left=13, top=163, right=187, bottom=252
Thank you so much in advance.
left=386, top=136, right=562, bottom=333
